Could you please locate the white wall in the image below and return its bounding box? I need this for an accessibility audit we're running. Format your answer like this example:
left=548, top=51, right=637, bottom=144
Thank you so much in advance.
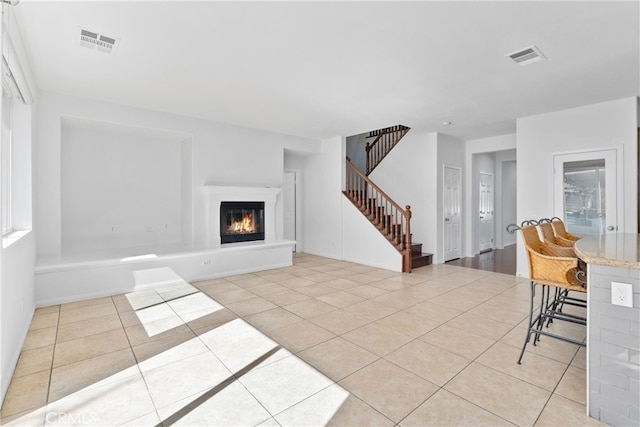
left=499, top=157, right=517, bottom=247
left=369, top=130, right=438, bottom=257
left=60, top=121, right=185, bottom=253
left=345, top=132, right=367, bottom=173
left=0, top=7, right=37, bottom=404
left=516, top=97, right=638, bottom=276
left=34, top=91, right=319, bottom=258
left=302, top=137, right=344, bottom=259
left=436, top=134, right=465, bottom=264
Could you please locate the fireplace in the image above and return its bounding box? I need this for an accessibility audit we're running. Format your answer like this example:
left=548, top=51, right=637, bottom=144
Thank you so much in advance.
left=220, top=201, right=265, bottom=244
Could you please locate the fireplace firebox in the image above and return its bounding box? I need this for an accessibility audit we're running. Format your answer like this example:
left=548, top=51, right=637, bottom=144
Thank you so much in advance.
left=220, top=201, right=265, bottom=244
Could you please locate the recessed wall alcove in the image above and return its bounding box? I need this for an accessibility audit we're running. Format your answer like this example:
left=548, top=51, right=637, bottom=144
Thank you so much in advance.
left=60, top=117, right=193, bottom=255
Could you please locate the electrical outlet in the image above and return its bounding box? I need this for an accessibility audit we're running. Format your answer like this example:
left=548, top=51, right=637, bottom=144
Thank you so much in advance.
left=611, top=282, right=633, bottom=308
left=202, top=259, right=211, bottom=266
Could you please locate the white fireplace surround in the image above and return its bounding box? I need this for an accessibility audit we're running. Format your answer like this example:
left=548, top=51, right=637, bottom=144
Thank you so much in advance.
left=205, top=185, right=281, bottom=247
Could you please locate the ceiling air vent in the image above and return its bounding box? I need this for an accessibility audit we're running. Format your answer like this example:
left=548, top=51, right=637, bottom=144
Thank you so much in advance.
left=78, top=28, right=118, bottom=55
left=506, top=45, right=545, bottom=66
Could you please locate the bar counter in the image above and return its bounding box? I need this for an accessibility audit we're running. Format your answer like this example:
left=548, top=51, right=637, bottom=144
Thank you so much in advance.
left=574, top=233, right=639, bottom=426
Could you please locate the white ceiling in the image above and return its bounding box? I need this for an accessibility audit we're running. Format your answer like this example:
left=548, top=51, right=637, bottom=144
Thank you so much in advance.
left=13, top=1, right=640, bottom=141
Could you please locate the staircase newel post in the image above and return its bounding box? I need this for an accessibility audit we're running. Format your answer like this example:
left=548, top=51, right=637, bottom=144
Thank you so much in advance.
left=404, top=205, right=412, bottom=273
left=365, top=142, right=371, bottom=175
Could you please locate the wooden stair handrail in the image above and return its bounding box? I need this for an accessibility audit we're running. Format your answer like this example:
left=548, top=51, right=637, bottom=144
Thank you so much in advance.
left=365, top=125, right=410, bottom=175
left=344, top=157, right=413, bottom=272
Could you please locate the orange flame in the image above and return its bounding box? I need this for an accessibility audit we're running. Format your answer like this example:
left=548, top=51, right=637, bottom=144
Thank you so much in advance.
left=228, top=213, right=254, bottom=234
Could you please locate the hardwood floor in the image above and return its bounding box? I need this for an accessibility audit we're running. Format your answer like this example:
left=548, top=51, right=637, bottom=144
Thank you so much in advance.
left=445, top=244, right=516, bottom=275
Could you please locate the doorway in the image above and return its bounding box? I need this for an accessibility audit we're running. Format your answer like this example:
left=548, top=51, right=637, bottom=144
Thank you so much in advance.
left=443, top=165, right=462, bottom=261
left=478, top=171, right=494, bottom=252
left=283, top=170, right=297, bottom=251
left=553, top=149, right=618, bottom=235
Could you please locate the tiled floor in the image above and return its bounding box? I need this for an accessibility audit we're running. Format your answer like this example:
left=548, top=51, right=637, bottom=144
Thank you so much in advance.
left=1, top=253, right=603, bottom=426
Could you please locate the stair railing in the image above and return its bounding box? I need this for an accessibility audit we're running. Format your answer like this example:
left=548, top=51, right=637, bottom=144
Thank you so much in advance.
left=344, top=157, right=412, bottom=272
left=365, top=125, right=410, bottom=175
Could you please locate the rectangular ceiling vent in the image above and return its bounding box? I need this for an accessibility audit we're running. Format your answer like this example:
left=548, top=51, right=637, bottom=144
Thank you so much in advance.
left=78, top=28, right=118, bottom=55
left=506, top=45, right=545, bottom=66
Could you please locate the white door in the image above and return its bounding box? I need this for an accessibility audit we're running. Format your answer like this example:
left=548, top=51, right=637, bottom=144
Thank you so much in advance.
left=479, top=172, right=494, bottom=252
left=553, top=149, right=618, bottom=235
left=283, top=171, right=296, bottom=251
left=444, top=166, right=462, bottom=261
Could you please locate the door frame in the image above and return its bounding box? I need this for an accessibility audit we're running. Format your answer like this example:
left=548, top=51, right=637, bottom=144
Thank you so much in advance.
left=443, top=165, right=462, bottom=262
left=283, top=169, right=303, bottom=251
left=552, top=147, right=622, bottom=234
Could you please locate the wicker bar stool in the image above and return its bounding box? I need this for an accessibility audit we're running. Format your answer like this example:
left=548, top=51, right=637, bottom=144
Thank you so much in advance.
left=539, top=220, right=576, bottom=250
left=550, top=217, right=580, bottom=245
left=517, top=224, right=587, bottom=364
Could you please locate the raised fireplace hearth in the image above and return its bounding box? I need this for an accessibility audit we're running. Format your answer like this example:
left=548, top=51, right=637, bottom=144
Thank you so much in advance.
left=220, top=201, right=265, bottom=244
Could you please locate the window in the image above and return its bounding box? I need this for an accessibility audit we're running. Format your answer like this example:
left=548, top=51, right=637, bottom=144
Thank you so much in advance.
left=1, top=71, right=12, bottom=235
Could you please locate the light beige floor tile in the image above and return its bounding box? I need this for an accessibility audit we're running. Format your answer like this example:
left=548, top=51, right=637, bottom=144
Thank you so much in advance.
left=111, top=294, right=135, bottom=313
left=555, top=366, right=587, bottom=405
left=46, top=373, right=156, bottom=426
left=284, top=298, right=337, bottom=318
left=131, top=326, right=196, bottom=364
left=500, top=323, right=581, bottom=364
left=239, top=354, right=334, bottom=415
left=342, top=323, right=413, bottom=356
left=133, top=302, right=182, bottom=326
left=58, top=301, right=118, bottom=325
left=124, top=289, right=164, bottom=310
left=195, top=279, right=243, bottom=297
left=227, top=296, right=278, bottom=317
left=142, top=351, right=232, bottom=409
left=571, top=346, right=587, bottom=370
left=476, top=342, right=568, bottom=391
left=188, top=308, right=238, bottom=334
left=339, top=359, right=438, bottom=423
left=400, top=389, right=514, bottom=426
left=348, top=274, right=386, bottom=285
left=296, top=284, right=339, bottom=298
left=468, top=297, right=530, bottom=326
left=155, top=282, right=199, bottom=301
left=376, top=310, right=440, bottom=338
left=49, top=348, right=140, bottom=402
left=198, top=318, right=280, bottom=373
left=12, top=345, right=54, bottom=379
left=246, top=282, right=288, bottom=297
left=317, top=290, right=365, bottom=308
left=367, top=279, right=408, bottom=292
left=227, top=273, right=272, bottom=288
left=277, top=277, right=317, bottom=289
left=167, top=292, right=224, bottom=319
left=444, top=311, right=515, bottom=340
left=405, top=301, right=463, bottom=323
left=371, top=292, right=422, bottom=310
left=245, top=308, right=304, bottom=332
left=34, top=305, right=60, bottom=316
left=53, top=328, right=131, bottom=368
left=0, top=406, right=46, bottom=426
left=137, top=337, right=209, bottom=373
left=0, top=370, right=49, bottom=418
left=303, top=272, right=339, bottom=283
left=325, top=394, right=395, bottom=427
left=385, top=340, right=471, bottom=386
left=323, top=277, right=362, bottom=290
left=297, top=337, right=378, bottom=382
left=262, top=289, right=311, bottom=306
left=59, top=296, right=113, bottom=312
left=56, top=313, right=123, bottom=343
left=156, top=380, right=271, bottom=427
left=343, top=300, right=398, bottom=321
left=428, top=287, right=490, bottom=311
left=445, top=362, right=550, bottom=426
left=420, top=324, right=495, bottom=359
left=267, top=320, right=335, bottom=353
left=22, top=327, right=57, bottom=351
left=346, top=285, right=389, bottom=299
left=120, top=410, right=161, bottom=426
left=211, top=288, right=257, bottom=304
left=29, top=312, right=59, bottom=331
left=125, top=322, right=193, bottom=348
left=309, top=309, right=372, bottom=335
left=275, top=383, right=394, bottom=427
left=535, top=394, right=605, bottom=426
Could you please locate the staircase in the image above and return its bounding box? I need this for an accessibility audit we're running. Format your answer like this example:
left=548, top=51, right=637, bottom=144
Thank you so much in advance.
left=345, top=139, right=432, bottom=273
left=365, top=125, right=411, bottom=175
